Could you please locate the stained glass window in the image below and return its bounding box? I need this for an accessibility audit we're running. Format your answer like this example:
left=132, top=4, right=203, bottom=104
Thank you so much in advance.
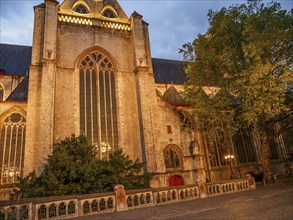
left=80, top=51, right=118, bottom=159
left=164, top=145, right=182, bottom=169
left=233, top=129, right=257, bottom=163
left=0, top=112, right=26, bottom=184
left=73, top=5, right=89, bottom=14
left=102, top=9, right=116, bottom=18
left=269, top=139, right=279, bottom=160
left=202, top=124, right=229, bottom=167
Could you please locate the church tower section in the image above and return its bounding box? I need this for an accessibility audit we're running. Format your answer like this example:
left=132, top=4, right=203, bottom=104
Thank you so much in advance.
left=25, top=0, right=59, bottom=175
left=25, top=0, right=153, bottom=174
left=131, top=12, right=161, bottom=175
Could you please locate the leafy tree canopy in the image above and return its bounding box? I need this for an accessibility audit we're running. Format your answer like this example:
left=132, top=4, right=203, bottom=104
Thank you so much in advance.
left=180, top=0, right=292, bottom=181
left=12, top=135, right=153, bottom=199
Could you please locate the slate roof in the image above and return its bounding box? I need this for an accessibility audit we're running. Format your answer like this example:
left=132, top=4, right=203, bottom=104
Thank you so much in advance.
left=6, top=76, right=29, bottom=102
left=162, top=86, right=186, bottom=106
left=0, top=43, right=32, bottom=76
left=152, top=58, right=187, bottom=84
left=0, top=44, right=187, bottom=101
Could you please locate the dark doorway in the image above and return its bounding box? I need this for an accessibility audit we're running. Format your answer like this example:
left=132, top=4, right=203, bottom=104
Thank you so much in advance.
left=169, top=175, right=183, bottom=186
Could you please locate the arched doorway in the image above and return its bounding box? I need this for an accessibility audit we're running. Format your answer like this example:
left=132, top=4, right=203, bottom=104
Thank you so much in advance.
left=169, top=175, right=183, bottom=186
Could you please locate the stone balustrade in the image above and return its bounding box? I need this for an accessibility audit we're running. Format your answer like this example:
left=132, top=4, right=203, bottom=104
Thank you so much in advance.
left=79, top=193, right=115, bottom=216
left=174, top=185, right=199, bottom=201
left=206, top=179, right=250, bottom=197
left=126, top=189, right=153, bottom=209
left=0, top=178, right=254, bottom=220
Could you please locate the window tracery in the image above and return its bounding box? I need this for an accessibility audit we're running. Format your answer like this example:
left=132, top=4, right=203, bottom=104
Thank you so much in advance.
left=164, top=145, right=182, bottom=169
left=178, top=111, right=193, bottom=130
left=202, top=123, right=228, bottom=167
left=102, top=9, right=116, bottom=18
left=0, top=112, right=26, bottom=184
left=79, top=51, right=118, bottom=159
left=73, top=4, right=89, bottom=14
left=233, top=129, right=257, bottom=163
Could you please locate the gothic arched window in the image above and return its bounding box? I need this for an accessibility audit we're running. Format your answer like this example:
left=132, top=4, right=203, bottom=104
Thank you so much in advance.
left=73, top=4, right=89, bottom=14
left=233, top=128, right=257, bottom=164
left=164, top=145, right=183, bottom=169
left=0, top=112, right=26, bottom=184
left=102, top=9, right=116, bottom=18
left=0, top=85, right=3, bottom=101
left=79, top=51, right=118, bottom=159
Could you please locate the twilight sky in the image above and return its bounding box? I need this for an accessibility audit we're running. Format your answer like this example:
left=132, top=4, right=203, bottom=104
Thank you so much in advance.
left=0, top=0, right=292, bottom=60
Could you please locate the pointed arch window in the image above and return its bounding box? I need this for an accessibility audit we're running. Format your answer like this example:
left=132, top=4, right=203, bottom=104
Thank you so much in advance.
left=233, top=128, right=257, bottom=164
left=73, top=4, right=89, bottom=14
left=102, top=9, right=116, bottom=18
left=0, top=85, right=3, bottom=101
left=79, top=51, right=118, bottom=159
left=0, top=112, right=26, bottom=184
left=164, top=145, right=183, bottom=169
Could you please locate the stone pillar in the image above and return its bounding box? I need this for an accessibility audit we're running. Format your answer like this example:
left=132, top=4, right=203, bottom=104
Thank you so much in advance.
left=197, top=178, right=207, bottom=198
left=194, top=118, right=208, bottom=182
left=245, top=173, right=257, bottom=190
left=114, top=185, right=129, bottom=211
left=37, top=0, right=59, bottom=172
left=131, top=12, right=161, bottom=174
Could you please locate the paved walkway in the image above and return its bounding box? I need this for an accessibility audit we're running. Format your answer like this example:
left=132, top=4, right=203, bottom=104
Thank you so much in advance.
left=73, top=182, right=293, bottom=220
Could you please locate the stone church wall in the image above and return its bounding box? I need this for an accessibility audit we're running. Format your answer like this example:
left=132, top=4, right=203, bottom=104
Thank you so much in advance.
left=153, top=94, right=205, bottom=187
left=54, top=22, right=142, bottom=161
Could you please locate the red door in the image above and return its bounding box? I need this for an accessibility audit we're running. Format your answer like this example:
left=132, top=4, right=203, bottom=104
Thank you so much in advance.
left=169, top=175, right=183, bottom=186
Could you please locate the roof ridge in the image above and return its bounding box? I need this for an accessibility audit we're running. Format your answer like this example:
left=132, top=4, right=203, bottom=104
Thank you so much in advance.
left=152, top=57, right=184, bottom=62
left=0, top=43, right=32, bottom=48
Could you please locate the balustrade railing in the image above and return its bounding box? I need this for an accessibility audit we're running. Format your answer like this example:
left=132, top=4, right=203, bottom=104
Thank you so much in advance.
left=126, top=189, right=153, bottom=209
left=79, top=193, right=115, bottom=216
left=0, top=178, right=254, bottom=220
left=206, top=179, right=250, bottom=197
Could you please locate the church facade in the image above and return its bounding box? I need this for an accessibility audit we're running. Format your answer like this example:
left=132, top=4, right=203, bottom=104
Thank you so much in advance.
left=0, top=0, right=292, bottom=200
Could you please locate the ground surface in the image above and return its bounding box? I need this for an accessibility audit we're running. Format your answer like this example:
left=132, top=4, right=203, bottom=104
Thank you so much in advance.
left=73, top=182, right=293, bottom=220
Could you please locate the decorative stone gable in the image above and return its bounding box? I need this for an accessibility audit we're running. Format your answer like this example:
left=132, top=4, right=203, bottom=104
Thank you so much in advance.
left=58, top=0, right=130, bottom=30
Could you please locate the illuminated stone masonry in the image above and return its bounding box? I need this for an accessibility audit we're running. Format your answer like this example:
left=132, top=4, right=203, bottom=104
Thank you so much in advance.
left=0, top=0, right=292, bottom=201
left=58, top=14, right=93, bottom=25
left=58, top=14, right=131, bottom=31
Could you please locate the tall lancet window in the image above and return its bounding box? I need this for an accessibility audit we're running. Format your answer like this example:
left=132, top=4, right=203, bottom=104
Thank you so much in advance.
left=0, top=84, right=4, bottom=101
left=0, top=112, right=26, bottom=184
left=79, top=51, right=118, bottom=159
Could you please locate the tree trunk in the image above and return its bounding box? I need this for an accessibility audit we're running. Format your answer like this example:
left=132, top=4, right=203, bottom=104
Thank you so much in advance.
left=260, top=128, right=273, bottom=183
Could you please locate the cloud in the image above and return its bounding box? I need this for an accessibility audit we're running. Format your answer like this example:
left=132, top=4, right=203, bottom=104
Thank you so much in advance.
left=120, top=1, right=234, bottom=59
left=0, top=1, right=37, bottom=45
left=1, top=0, right=292, bottom=60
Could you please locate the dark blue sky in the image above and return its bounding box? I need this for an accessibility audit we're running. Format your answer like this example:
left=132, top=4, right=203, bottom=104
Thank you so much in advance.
left=0, top=0, right=291, bottom=60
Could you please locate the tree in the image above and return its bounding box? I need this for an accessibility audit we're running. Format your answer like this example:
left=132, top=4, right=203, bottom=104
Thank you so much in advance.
left=11, top=135, right=153, bottom=198
left=180, top=1, right=293, bottom=182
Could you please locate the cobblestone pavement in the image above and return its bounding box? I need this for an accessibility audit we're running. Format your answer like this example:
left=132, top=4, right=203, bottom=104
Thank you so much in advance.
left=73, top=182, right=293, bottom=220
